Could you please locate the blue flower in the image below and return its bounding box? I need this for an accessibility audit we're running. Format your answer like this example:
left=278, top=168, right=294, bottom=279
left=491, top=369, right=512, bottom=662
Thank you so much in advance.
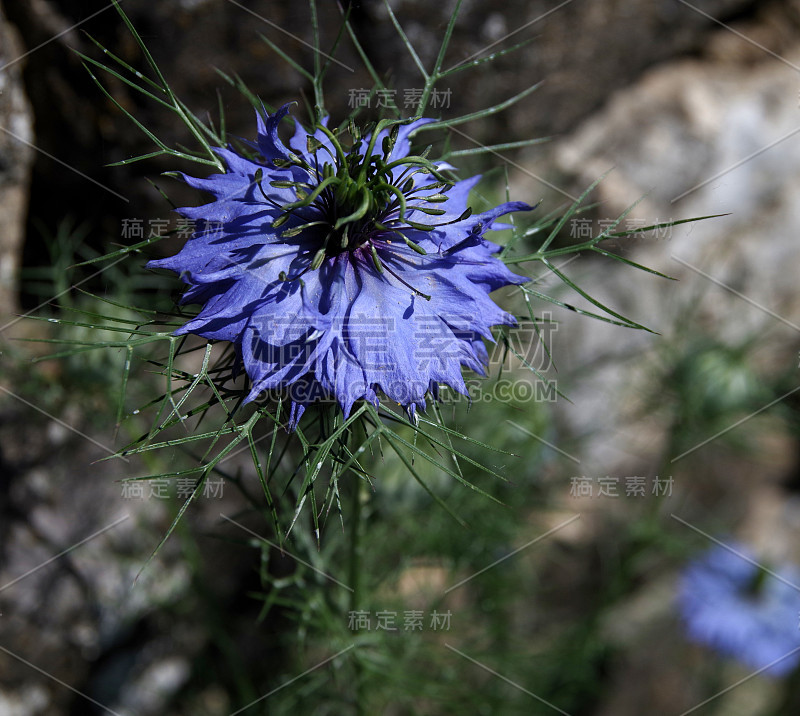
left=149, top=104, right=531, bottom=427
left=678, top=542, right=800, bottom=676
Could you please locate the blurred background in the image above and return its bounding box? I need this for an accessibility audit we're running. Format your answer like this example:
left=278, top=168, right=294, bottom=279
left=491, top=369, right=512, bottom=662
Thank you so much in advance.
left=2, top=0, right=800, bottom=713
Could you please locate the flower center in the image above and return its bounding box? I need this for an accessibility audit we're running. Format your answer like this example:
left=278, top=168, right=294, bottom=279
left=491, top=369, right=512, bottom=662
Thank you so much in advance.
left=745, top=564, right=769, bottom=599
left=254, top=118, right=472, bottom=275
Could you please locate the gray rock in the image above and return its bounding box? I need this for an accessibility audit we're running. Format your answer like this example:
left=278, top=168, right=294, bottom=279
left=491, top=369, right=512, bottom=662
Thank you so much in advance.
left=540, top=6, right=800, bottom=511
left=0, top=0, right=34, bottom=319
left=367, top=0, right=759, bottom=139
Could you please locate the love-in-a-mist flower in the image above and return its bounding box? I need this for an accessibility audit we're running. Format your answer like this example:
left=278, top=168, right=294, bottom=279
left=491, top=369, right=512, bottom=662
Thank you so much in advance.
left=678, top=542, right=800, bottom=676
left=149, top=104, right=531, bottom=427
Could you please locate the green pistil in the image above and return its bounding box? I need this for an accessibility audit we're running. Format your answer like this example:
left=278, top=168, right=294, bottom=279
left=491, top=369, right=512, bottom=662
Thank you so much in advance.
left=315, top=124, right=348, bottom=167
left=370, top=244, right=384, bottom=273
left=310, top=248, right=327, bottom=270
left=334, top=187, right=371, bottom=230
left=262, top=120, right=464, bottom=270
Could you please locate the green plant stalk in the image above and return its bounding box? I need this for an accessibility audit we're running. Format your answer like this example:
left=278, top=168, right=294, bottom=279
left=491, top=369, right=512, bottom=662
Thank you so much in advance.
left=348, top=457, right=365, bottom=716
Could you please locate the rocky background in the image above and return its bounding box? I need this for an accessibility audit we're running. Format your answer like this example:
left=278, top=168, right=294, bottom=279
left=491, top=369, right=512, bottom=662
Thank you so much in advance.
left=3, top=0, right=800, bottom=714
left=0, top=0, right=766, bottom=310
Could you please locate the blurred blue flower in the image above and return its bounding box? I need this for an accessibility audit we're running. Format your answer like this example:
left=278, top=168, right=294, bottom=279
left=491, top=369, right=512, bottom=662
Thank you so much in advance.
left=150, top=104, right=530, bottom=427
left=679, top=542, right=800, bottom=676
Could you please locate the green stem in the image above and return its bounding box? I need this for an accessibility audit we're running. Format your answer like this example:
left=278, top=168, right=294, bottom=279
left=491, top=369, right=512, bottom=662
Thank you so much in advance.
left=349, top=473, right=365, bottom=716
